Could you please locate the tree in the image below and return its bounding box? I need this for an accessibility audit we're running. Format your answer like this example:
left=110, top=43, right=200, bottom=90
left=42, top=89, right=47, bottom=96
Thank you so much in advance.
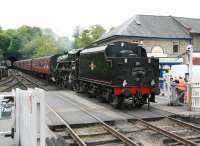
left=17, top=26, right=42, bottom=58
left=0, top=33, right=10, bottom=54
left=0, top=26, right=2, bottom=33
left=32, top=36, right=58, bottom=58
left=73, top=24, right=106, bottom=48
left=4, top=29, right=21, bottom=59
left=0, top=25, right=71, bottom=59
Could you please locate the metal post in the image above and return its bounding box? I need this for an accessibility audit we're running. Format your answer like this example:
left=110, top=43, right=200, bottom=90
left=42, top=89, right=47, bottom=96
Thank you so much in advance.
left=186, top=45, right=193, bottom=111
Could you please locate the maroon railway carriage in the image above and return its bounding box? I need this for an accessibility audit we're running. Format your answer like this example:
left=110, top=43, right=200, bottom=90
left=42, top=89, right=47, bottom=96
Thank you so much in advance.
left=32, top=56, right=51, bottom=75
left=14, top=55, right=60, bottom=80
left=14, top=59, right=32, bottom=71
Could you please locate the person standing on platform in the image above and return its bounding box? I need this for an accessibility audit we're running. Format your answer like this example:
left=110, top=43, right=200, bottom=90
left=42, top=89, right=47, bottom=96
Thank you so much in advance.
left=175, top=76, right=186, bottom=103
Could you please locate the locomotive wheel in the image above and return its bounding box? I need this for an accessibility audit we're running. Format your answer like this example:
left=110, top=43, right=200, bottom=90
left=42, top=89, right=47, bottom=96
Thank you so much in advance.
left=97, top=96, right=106, bottom=103
left=134, top=103, right=143, bottom=108
left=133, top=94, right=148, bottom=108
left=72, top=80, right=80, bottom=93
left=110, top=95, right=123, bottom=109
left=67, top=82, right=73, bottom=90
left=61, top=80, right=67, bottom=89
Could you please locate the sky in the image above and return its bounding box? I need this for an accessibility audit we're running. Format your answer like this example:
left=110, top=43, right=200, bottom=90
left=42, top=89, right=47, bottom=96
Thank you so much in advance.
left=0, top=0, right=200, bottom=37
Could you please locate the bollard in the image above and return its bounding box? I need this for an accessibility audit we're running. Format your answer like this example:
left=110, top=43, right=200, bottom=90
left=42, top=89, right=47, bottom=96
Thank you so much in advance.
left=170, top=80, right=179, bottom=106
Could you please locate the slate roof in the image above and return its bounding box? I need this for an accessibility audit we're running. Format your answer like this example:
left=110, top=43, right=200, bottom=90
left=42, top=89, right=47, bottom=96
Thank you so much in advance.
left=174, top=17, right=200, bottom=34
left=97, top=15, right=200, bottom=43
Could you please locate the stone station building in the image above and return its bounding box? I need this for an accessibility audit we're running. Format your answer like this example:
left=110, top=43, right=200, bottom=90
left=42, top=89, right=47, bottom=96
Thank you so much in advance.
left=95, top=15, right=200, bottom=58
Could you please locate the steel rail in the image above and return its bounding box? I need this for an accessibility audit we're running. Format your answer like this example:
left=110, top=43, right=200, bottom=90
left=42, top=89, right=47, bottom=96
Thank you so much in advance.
left=58, top=94, right=140, bottom=146
left=12, top=73, right=29, bottom=89
left=0, top=82, right=20, bottom=92
left=60, top=91, right=199, bottom=146
left=21, top=76, right=49, bottom=91
left=13, top=70, right=49, bottom=91
left=126, top=112, right=199, bottom=146
left=166, top=116, right=200, bottom=132
left=150, top=107, right=200, bottom=133
left=132, top=119, right=198, bottom=146
left=46, top=104, right=87, bottom=146
left=0, top=76, right=15, bottom=86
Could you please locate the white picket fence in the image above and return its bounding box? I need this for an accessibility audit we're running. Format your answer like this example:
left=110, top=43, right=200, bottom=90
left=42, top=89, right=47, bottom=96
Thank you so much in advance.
left=192, top=83, right=200, bottom=111
left=14, top=88, right=45, bottom=146
left=163, top=77, right=200, bottom=111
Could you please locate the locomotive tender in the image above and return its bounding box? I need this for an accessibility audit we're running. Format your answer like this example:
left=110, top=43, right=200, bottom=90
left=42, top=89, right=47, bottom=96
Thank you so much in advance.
left=14, top=41, right=160, bottom=108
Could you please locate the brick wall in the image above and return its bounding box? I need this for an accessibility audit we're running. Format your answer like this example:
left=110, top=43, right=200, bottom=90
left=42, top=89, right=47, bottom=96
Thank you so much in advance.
left=192, top=34, right=200, bottom=51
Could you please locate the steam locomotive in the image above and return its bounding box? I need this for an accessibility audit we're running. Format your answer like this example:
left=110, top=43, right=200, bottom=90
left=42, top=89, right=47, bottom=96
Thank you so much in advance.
left=14, top=41, right=160, bottom=108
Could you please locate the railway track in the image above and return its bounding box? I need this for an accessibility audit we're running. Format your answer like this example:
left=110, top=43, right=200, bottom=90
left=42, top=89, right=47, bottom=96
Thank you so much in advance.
left=0, top=72, right=20, bottom=92
left=47, top=100, right=140, bottom=146
left=0, top=69, right=56, bottom=92
left=0, top=75, right=14, bottom=86
left=6, top=71, right=138, bottom=145
left=5, top=70, right=200, bottom=146
left=10, top=70, right=49, bottom=90
left=49, top=92, right=200, bottom=146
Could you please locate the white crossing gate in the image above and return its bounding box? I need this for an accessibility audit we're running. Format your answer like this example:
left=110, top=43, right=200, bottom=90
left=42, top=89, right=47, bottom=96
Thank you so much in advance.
left=14, top=88, right=45, bottom=146
left=192, top=83, right=200, bottom=111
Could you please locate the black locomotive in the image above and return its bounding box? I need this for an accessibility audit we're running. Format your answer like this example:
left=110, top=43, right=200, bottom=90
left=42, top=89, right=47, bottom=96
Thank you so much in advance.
left=55, top=41, right=160, bottom=108
left=54, top=48, right=83, bottom=88
left=14, top=41, right=160, bottom=108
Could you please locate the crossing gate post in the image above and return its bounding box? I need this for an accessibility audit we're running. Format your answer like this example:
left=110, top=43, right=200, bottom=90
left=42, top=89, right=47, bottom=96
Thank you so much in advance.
left=187, top=83, right=192, bottom=111
left=14, top=88, right=45, bottom=146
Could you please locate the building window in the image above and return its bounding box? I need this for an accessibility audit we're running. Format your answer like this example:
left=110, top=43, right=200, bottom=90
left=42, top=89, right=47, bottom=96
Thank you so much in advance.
left=173, top=41, right=179, bottom=53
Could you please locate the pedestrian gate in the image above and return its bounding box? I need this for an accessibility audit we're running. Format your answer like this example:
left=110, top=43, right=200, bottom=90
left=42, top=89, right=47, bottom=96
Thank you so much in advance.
left=191, top=83, right=200, bottom=111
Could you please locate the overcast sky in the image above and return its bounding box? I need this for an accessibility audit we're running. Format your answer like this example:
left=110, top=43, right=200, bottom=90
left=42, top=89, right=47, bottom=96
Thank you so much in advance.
left=0, top=0, right=200, bottom=37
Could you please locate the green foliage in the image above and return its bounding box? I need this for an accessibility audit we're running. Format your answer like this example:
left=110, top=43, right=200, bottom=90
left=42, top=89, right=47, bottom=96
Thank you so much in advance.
left=0, top=24, right=105, bottom=60
left=32, top=36, right=58, bottom=58
left=0, top=33, right=10, bottom=53
left=73, top=24, right=106, bottom=48
left=0, top=26, right=71, bottom=59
